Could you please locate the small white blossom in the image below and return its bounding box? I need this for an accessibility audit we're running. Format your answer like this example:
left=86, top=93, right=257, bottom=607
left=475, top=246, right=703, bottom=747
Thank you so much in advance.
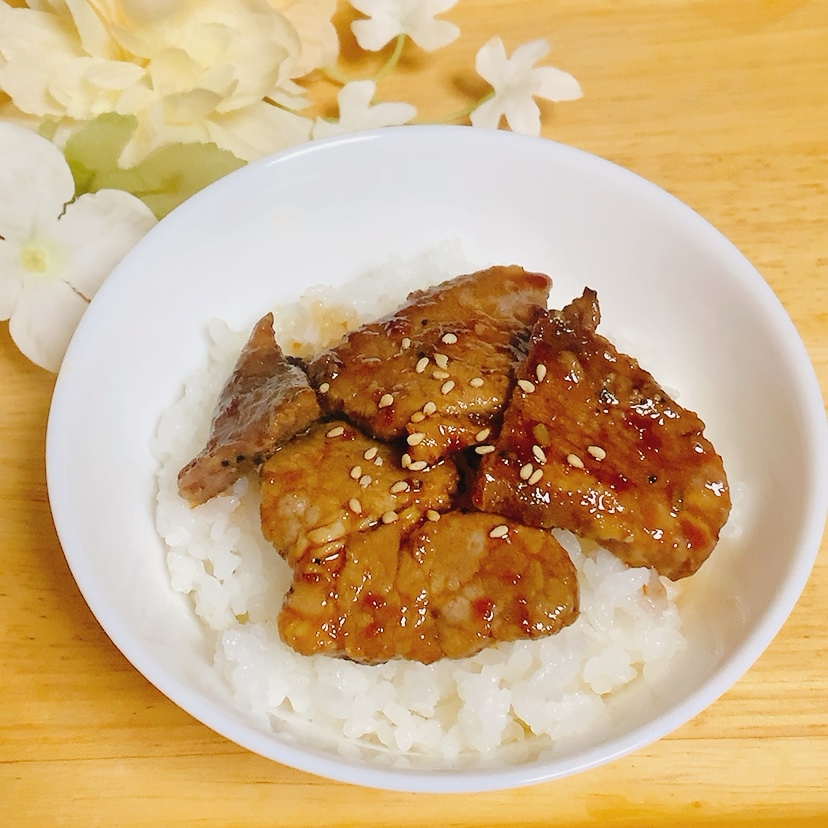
left=312, top=80, right=416, bottom=139
left=350, top=0, right=460, bottom=52
left=0, top=123, right=156, bottom=371
left=470, top=37, right=582, bottom=135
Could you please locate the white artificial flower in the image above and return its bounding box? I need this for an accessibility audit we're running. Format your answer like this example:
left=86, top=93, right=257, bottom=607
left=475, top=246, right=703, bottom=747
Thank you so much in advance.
left=0, top=0, right=336, bottom=165
left=470, top=37, right=582, bottom=135
left=271, top=0, right=339, bottom=78
left=0, top=123, right=156, bottom=372
left=350, top=0, right=460, bottom=52
left=312, top=80, right=416, bottom=139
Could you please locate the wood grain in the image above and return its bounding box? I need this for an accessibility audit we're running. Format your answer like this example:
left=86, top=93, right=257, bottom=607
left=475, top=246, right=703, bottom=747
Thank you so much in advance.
left=1, top=1, right=826, bottom=825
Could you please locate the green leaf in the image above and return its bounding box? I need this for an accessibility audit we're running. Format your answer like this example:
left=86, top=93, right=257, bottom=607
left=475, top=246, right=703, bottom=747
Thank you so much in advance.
left=63, top=114, right=246, bottom=219
left=63, top=112, right=137, bottom=188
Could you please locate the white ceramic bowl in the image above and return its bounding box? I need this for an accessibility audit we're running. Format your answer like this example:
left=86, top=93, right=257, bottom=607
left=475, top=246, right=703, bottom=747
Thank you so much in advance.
left=47, top=125, right=828, bottom=792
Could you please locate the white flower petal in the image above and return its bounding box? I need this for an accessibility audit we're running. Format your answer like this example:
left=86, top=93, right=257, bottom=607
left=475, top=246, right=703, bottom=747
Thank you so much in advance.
left=337, top=79, right=377, bottom=113
left=79, top=58, right=147, bottom=92
left=50, top=190, right=157, bottom=299
left=270, top=0, right=339, bottom=76
left=0, top=246, right=25, bottom=321
left=474, top=37, right=509, bottom=89
left=267, top=78, right=311, bottom=112
left=362, top=100, right=417, bottom=129
left=351, top=15, right=400, bottom=52
left=0, top=5, right=84, bottom=117
left=471, top=36, right=581, bottom=135
left=506, top=38, right=551, bottom=76
left=348, top=0, right=384, bottom=17
left=315, top=80, right=416, bottom=138
left=47, top=56, right=149, bottom=118
left=63, top=0, right=119, bottom=59
left=0, top=5, right=80, bottom=63
left=425, top=0, right=459, bottom=12
left=8, top=276, right=88, bottom=372
left=404, top=16, right=458, bottom=52
left=503, top=95, right=542, bottom=136
left=468, top=96, right=504, bottom=130
left=350, top=0, right=459, bottom=52
left=535, top=66, right=583, bottom=102
left=0, top=123, right=75, bottom=241
left=204, top=102, right=313, bottom=162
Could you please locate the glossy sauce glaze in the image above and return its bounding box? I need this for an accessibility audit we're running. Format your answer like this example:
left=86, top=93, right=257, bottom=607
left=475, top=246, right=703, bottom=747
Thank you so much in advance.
left=471, top=289, right=732, bottom=580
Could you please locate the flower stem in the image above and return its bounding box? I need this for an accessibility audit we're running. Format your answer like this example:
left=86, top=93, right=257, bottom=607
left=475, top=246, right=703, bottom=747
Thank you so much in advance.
left=371, top=34, right=406, bottom=83
left=411, top=91, right=495, bottom=125
left=322, top=34, right=407, bottom=86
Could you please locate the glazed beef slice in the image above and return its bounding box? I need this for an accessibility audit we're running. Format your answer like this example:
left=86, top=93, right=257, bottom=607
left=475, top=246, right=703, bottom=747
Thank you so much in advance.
left=178, top=313, right=321, bottom=506
left=276, top=511, right=579, bottom=665
left=307, top=266, right=551, bottom=466
left=471, top=289, right=732, bottom=580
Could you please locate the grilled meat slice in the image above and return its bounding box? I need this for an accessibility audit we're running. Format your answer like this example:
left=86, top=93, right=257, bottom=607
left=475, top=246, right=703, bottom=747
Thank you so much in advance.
left=471, top=289, right=731, bottom=580
left=277, top=512, right=579, bottom=664
left=307, top=266, right=551, bottom=466
left=259, top=420, right=459, bottom=569
left=178, top=313, right=321, bottom=506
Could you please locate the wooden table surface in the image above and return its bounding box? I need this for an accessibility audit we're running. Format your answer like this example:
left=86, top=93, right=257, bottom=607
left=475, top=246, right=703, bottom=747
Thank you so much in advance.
left=2, top=1, right=827, bottom=825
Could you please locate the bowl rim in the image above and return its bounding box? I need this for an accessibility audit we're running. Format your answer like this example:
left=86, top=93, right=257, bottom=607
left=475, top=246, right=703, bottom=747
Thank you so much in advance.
left=47, top=125, right=828, bottom=793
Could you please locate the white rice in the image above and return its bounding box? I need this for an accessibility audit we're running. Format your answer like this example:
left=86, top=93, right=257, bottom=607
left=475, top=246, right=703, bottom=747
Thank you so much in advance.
left=151, top=245, right=686, bottom=768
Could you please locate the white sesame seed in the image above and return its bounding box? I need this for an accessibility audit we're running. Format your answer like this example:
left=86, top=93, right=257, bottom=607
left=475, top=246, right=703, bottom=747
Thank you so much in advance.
left=349, top=465, right=362, bottom=480
left=373, top=457, right=383, bottom=467
left=319, top=382, right=330, bottom=393
left=390, top=480, right=410, bottom=494
left=587, top=445, right=607, bottom=460
left=440, top=380, right=455, bottom=395
left=469, top=377, right=484, bottom=388
left=489, top=524, right=509, bottom=539
left=423, top=401, right=437, bottom=416
left=348, top=498, right=362, bottom=514
left=407, top=432, right=426, bottom=446
left=432, top=369, right=450, bottom=380
left=359, top=474, right=373, bottom=488
left=426, top=509, right=441, bottom=522
left=519, top=463, right=534, bottom=480
left=567, top=453, right=585, bottom=469
left=535, top=364, right=548, bottom=383
left=381, top=510, right=398, bottom=524
left=363, top=446, right=378, bottom=460
left=409, top=460, right=428, bottom=471
left=415, top=357, right=429, bottom=374
left=532, top=444, right=547, bottom=464
left=475, top=428, right=491, bottom=442
left=433, top=353, right=449, bottom=369
left=378, top=393, right=394, bottom=408
left=475, top=445, right=495, bottom=455
left=528, top=468, right=544, bottom=485
left=517, top=379, right=536, bottom=394
left=410, top=411, right=425, bottom=423
left=441, top=333, right=458, bottom=345
left=308, top=524, right=346, bottom=545
left=401, top=453, right=412, bottom=468
left=401, top=337, right=411, bottom=350
left=326, top=425, right=345, bottom=438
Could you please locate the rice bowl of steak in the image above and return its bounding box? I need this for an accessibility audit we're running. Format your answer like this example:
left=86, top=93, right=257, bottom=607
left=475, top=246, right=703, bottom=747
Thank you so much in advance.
left=46, top=127, right=828, bottom=792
